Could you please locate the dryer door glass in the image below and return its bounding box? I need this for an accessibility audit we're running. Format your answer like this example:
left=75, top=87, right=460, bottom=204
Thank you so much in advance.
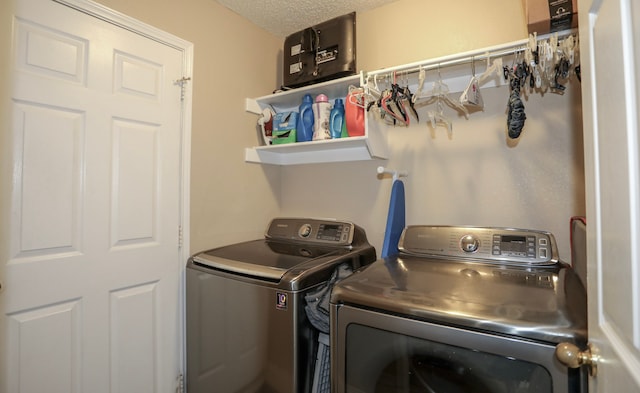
left=345, top=323, right=552, bottom=393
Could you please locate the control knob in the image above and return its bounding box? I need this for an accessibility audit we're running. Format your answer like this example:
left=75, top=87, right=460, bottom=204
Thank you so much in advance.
left=460, top=234, right=480, bottom=253
left=298, top=224, right=312, bottom=238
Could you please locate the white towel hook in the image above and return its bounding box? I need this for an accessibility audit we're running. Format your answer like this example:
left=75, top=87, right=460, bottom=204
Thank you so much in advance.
left=377, top=166, right=408, bottom=182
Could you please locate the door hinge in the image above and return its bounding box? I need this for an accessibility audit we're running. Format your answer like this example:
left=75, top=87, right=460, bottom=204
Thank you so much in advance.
left=175, top=77, right=191, bottom=102
left=176, top=373, right=185, bottom=393
left=178, top=225, right=183, bottom=249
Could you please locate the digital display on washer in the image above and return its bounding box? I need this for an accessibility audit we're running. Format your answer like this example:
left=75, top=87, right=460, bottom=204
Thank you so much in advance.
left=498, top=235, right=532, bottom=257
left=318, top=224, right=341, bottom=241
left=500, top=235, right=526, bottom=251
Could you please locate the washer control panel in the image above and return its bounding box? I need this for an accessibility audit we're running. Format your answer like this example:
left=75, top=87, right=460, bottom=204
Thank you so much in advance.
left=399, top=226, right=558, bottom=265
left=266, top=217, right=354, bottom=246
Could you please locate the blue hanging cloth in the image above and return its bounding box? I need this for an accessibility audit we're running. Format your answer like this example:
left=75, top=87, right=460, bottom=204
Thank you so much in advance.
left=381, top=179, right=406, bottom=258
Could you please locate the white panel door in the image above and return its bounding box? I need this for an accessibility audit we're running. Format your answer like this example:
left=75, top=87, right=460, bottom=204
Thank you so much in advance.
left=1, top=0, right=191, bottom=392
left=579, top=0, right=640, bottom=391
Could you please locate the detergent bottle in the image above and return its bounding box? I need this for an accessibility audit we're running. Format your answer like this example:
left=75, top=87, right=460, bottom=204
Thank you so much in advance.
left=340, top=119, right=349, bottom=138
left=312, top=94, right=332, bottom=140
left=346, top=88, right=365, bottom=137
left=296, top=94, right=314, bottom=142
left=329, top=98, right=345, bottom=139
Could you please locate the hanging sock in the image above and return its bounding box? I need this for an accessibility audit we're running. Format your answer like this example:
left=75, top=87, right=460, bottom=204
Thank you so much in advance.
left=381, top=179, right=406, bottom=258
left=507, top=70, right=526, bottom=139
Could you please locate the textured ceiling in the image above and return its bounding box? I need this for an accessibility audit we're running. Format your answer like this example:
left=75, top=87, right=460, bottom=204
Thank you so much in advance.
left=215, top=0, right=398, bottom=38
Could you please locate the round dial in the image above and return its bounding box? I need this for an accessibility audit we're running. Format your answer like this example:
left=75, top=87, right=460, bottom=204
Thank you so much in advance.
left=460, top=234, right=480, bottom=253
left=298, top=224, right=312, bottom=238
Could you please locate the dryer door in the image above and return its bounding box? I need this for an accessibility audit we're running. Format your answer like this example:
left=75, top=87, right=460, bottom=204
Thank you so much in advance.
left=333, top=306, right=580, bottom=393
left=346, top=324, right=550, bottom=393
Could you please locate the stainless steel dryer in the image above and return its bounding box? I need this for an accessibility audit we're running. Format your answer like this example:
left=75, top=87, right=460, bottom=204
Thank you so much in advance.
left=186, top=217, right=376, bottom=393
left=331, top=225, right=588, bottom=393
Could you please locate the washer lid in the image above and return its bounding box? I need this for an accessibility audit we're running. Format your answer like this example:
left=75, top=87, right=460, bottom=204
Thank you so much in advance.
left=332, top=256, right=587, bottom=345
left=192, top=239, right=344, bottom=281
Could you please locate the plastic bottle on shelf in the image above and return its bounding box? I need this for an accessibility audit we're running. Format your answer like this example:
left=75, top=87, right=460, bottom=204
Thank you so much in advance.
left=340, top=121, right=349, bottom=138
left=312, top=94, right=332, bottom=140
left=346, top=89, right=365, bottom=137
left=329, top=98, right=345, bottom=139
left=296, top=94, right=314, bottom=142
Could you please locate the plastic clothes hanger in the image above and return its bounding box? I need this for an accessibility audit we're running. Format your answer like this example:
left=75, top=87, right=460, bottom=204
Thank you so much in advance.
left=412, top=66, right=426, bottom=104
left=397, top=72, right=419, bottom=122
left=376, top=72, right=416, bottom=126
left=428, top=69, right=453, bottom=135
left=560, top=35, right=576, bottom=65
left=411, top=66, right=463, bottom=136
left=370, top=75, right=401, bottom=126
left=365, top=74, right=381, bottom=101
left=523, top=34, right=543, bottom=90
left=414, top=67, right=469, bottom=118
left=347, top=85, right=366, bottom=108
left=378, top=73, right=400, bottom=124
left=539, top=36, right=558, bottom=87
left=365, top=74, right=385, bottom=120
left=549, top=33, right=559, bottom=65
left=433, top=70, right=469, bottom=117
left=477, top=55, right=503, bottom=85
left=380, top=87, right=408, bottom=125
left=459, top=57, right=484, bottom=109
left=427, top=100, right=453, bottom=137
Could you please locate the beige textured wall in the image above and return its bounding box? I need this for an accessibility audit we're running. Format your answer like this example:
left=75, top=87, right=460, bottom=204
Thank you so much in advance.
left=357, top=0, right=528, bottom=70
left=95, top=0, right=283, bottom=253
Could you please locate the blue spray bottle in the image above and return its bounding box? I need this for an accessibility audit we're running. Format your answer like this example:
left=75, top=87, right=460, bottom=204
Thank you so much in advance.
left=329, top=98, right=345, bottom=139
left=296, top=94, right=314, bottom=142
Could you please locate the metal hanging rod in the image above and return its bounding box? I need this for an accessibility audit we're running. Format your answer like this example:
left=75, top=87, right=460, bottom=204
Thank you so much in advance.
left=365, top=30, right=578, bottom=79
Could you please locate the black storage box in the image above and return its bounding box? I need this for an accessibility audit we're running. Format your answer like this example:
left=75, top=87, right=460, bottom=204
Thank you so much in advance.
left=283, top=12, right=356, bottom=89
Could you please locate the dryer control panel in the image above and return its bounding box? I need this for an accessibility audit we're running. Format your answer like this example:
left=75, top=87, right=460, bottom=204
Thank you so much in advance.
left=266, top=217, right=355, bottom=246
left=399, top=226, right=558, bottom=265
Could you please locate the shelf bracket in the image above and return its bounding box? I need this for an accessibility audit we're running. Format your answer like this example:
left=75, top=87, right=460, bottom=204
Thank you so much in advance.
left=245, top=98, right=262, bottom=114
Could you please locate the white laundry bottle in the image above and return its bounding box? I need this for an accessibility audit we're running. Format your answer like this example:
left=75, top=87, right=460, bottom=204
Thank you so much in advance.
left=312, top=94, right=332, bottom=140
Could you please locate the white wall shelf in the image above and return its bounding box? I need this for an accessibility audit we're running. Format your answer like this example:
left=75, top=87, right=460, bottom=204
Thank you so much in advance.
left=244, top=136, right=387, bottom=165
left=245, top=73, right=389, bottom=165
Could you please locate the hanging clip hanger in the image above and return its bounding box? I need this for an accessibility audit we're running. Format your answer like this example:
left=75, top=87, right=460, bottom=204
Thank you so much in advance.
left=524, top=33, right=543, bottom=89
left=560, top=34, right=576, bottom=65
left=460, top=56, right=484, bottom=109
left=412, top=66, right=426, bottom=104
left=426, top=65, right=455, bottom=136
left=427, top=103, right=453, bottom=137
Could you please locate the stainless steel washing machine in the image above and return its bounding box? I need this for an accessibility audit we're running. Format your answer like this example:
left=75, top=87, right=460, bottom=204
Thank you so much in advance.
left=186, top=217, right=376, bottom=393
left=331, top=225, right=588, bottom=393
